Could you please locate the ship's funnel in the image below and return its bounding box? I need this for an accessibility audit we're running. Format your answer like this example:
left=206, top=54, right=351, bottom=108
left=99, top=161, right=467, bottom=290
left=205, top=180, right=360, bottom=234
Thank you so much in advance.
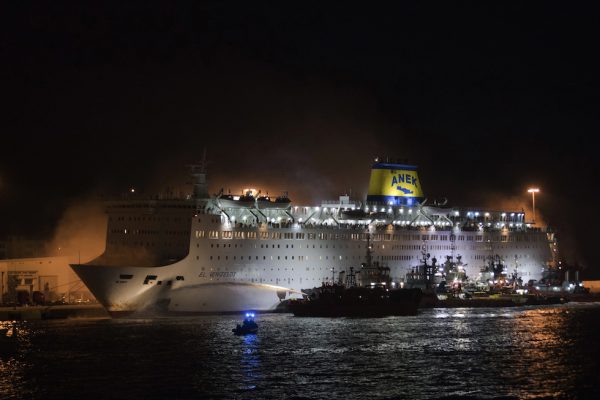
left=366, top=162, right=424, bottom=206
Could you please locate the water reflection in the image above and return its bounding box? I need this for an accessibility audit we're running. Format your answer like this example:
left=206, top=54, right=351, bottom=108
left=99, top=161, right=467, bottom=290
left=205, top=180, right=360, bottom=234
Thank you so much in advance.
left=0, top=321, right=33, bottom=400
left=0, top=305, right=598, bottom=399
left=239, top=333, right=261, bottom=393
left=507, top=306, right=591, bottom=399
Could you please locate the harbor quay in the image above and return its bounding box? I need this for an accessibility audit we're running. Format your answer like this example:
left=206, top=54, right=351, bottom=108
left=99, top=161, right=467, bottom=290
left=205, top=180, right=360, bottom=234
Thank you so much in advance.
left=0, top=304, right=108, bottom=321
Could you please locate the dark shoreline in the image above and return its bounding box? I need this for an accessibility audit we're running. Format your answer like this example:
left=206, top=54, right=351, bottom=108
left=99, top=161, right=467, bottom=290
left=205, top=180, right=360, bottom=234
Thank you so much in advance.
left=0, top=304, right=109, bottom=320
left=2, top=294, right=599, bottom=320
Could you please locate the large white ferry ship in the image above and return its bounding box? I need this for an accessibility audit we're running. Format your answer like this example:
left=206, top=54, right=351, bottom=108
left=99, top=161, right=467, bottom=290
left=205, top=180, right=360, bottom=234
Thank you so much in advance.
left=71, top=159, right=557, bottom=316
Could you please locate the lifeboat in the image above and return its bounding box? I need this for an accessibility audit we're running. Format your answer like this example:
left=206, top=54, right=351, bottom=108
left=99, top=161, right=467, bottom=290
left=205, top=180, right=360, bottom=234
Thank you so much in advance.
left=236, top=192, right=256, bottom=208
left=217, top=193, right=255, bottom=209
left=340, top=209, right=369, bottom=220
left=274, top=195, right=292, bottom=208
left=256, top=194, right=291, bottom=210
left=257, top=195, right=275, bottom=209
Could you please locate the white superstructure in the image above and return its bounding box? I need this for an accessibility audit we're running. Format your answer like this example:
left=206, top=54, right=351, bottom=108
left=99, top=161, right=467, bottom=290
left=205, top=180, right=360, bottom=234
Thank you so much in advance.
left=71, top=160, right=556, bottom=316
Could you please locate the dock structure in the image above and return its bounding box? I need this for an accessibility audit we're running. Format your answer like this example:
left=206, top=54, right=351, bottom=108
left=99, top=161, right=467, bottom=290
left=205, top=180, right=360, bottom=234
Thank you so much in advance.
left=0, top=304, right=108, bottom=321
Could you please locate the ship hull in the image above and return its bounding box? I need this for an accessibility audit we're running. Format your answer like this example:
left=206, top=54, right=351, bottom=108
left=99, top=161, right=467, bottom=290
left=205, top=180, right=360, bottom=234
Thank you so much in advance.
left=72, top=180, right=555, bottom=316
left=71, top=262, right=302, bottom=316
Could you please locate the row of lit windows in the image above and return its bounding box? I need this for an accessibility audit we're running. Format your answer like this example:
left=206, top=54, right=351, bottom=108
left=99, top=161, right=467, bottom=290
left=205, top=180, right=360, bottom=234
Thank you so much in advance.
left=380, top=255, right=415, bottom=261
left=206, top=254, right=352, bottom=261
left=205, top=242, right=366, bottom=250
left=110, top=203, right=194, bottom=210
left=112, top=229, right=188, bottom=236
left=131, top=264, right=544, bottom=285
left=201, top=241, right=544, bottom=253
left=108, top=241, right=185, bottom=248
left=112, top=216, right=185, bottom=222
left=132, top=265, right=543, bottom=286
left=110, top=229, right=161, bottom=235
left=201, top=252, right=547, bottom=263
left=195, top=230, right=545, bottom=243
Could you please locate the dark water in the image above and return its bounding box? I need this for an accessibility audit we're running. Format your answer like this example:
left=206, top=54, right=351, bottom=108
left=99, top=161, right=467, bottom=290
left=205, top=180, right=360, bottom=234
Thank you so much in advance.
left=1, top=303, right=600, bottom=399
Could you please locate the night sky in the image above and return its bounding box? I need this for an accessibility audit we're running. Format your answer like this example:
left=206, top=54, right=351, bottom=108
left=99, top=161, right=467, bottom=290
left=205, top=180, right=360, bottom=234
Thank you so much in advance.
left=1, top=3, right=599, bottom=276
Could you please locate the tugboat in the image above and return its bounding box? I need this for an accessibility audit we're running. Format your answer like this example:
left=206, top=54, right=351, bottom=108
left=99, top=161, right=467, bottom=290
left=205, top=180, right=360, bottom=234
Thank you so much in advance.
left=289, top=235, right=422, bottom=317
left=232, top=312, right=258, bottom=335
left=411, top=252, right=570, bottom=308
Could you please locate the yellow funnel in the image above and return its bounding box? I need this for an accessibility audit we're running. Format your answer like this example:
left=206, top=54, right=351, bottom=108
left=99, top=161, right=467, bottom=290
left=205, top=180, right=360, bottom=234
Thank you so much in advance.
left=367, top=162, right=424, bottom=205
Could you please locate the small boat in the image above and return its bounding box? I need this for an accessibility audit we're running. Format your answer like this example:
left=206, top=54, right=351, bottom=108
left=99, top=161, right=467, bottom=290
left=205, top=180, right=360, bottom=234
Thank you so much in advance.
left=232, top=312, right=258, bottom=335
left=255, top=193, right=292, bottom=210
left=257, top=195, right=280, bottom=210
left=339, top=209, right=369, bottom=220
left=237, top=192, right=256, bottom=205
left=216, top=190, right=257, bottom=209
left=274, top=194, right=291, bottom=206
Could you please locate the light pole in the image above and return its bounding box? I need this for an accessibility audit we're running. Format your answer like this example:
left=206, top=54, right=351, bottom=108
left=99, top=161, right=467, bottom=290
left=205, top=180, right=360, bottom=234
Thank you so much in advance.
left=527, top=188, right=540, bottom=224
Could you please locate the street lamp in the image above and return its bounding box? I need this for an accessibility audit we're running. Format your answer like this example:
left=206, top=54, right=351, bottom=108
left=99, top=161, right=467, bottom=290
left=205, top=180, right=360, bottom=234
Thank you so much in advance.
left=527, top=188, right=540, bottom=224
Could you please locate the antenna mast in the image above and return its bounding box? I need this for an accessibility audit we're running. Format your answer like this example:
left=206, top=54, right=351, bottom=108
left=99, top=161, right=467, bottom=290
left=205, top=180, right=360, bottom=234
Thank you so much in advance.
left=189, top=148, right=209, bottom=199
